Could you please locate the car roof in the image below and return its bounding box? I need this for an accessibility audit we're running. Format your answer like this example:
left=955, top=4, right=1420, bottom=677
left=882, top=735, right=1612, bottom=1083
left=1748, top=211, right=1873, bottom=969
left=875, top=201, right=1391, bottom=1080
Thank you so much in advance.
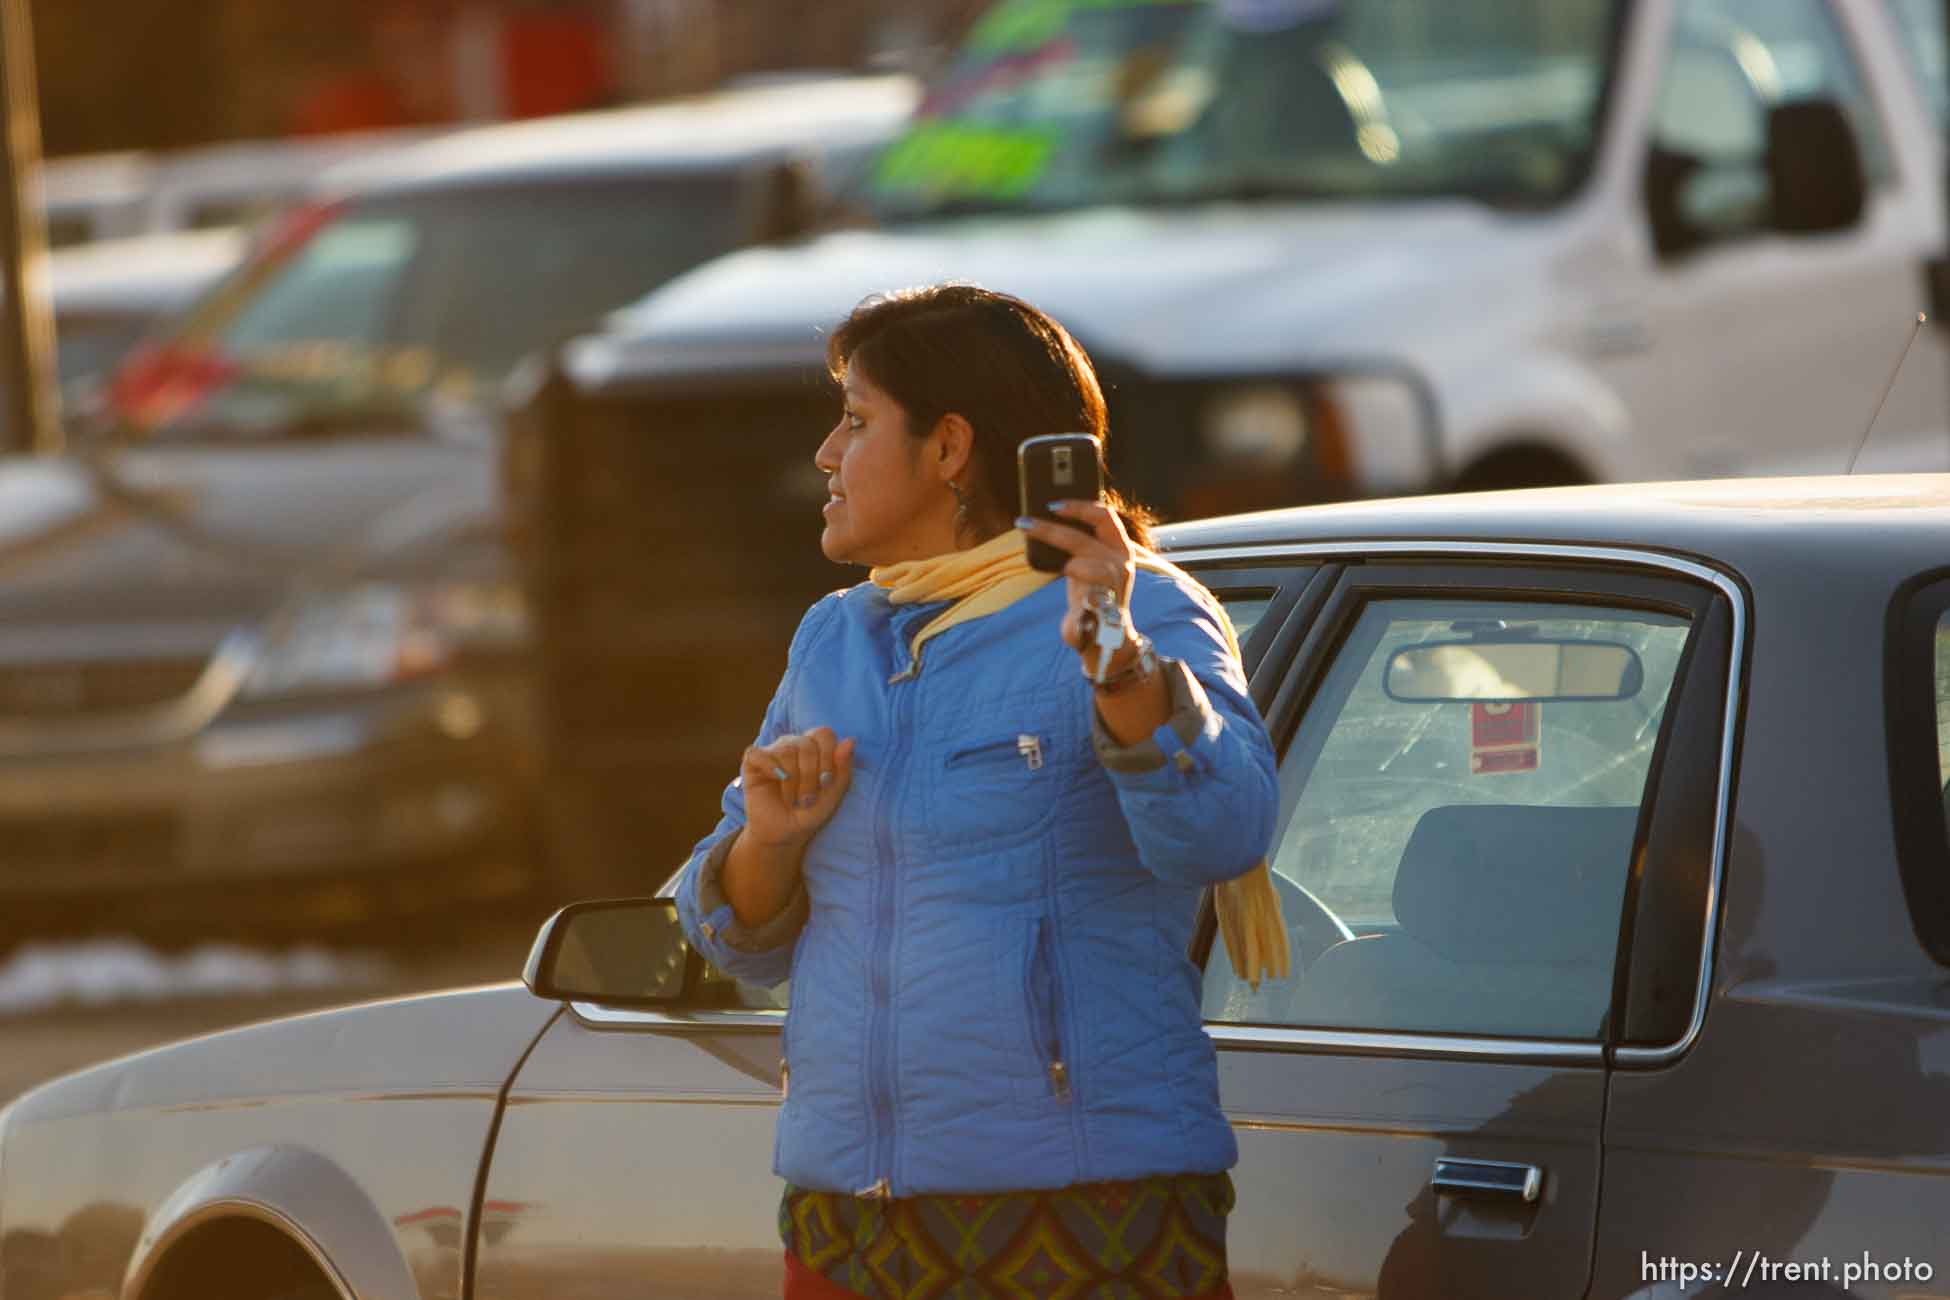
left=1157, top=474, right=1950, bottom=583
left=146, top=128, right=447, bottom=204
left=42, top=151, right=154, bottom=208
left=318, top=75, right=918, bottom=199
left=48, top=227, right=249, bottom=314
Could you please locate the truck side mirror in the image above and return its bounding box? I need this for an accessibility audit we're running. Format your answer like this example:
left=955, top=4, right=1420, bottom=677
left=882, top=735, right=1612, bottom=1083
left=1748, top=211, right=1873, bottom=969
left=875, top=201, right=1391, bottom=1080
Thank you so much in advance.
left=1643, top=144, right=1709, bottom=259
left=1766, top=97, right=1865, bottom=235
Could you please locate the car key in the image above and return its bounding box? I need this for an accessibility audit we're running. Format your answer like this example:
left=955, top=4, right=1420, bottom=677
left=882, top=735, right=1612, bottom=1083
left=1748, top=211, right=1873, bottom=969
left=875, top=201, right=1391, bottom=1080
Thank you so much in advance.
left=1088, top=589, right=1125, bottom=684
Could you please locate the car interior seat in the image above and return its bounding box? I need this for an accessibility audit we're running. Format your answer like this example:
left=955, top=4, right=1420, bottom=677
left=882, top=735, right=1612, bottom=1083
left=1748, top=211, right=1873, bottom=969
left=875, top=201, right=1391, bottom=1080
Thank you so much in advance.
left=1290, top=804, right=1642, bottom=1039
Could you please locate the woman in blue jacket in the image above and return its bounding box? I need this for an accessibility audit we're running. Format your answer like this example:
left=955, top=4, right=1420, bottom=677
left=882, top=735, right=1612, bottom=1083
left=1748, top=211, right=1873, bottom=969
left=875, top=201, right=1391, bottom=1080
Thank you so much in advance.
left=675, top=284, right=1281, bottom=1300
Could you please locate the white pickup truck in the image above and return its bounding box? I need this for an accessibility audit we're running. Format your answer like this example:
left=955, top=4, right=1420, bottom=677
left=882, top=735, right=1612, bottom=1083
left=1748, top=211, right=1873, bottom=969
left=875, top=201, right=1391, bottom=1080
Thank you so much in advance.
left=563, top=0, right=1950, bottom=513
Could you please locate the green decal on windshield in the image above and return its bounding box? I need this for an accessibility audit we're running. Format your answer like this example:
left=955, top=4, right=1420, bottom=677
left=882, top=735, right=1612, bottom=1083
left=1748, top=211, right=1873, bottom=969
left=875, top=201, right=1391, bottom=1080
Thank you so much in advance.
left=874, top=122, right=1059, bottom=199
left=967, top=0, right=1194, bottom=54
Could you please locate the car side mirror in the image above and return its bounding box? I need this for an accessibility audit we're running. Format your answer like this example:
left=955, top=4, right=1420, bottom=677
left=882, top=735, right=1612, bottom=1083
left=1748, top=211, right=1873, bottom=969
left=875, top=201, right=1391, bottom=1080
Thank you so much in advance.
left=523, top=897, right=695, bottom=1007
left=753, top=156, right=826, bottom=244
left=1766, top=96, right=1865, bottom=236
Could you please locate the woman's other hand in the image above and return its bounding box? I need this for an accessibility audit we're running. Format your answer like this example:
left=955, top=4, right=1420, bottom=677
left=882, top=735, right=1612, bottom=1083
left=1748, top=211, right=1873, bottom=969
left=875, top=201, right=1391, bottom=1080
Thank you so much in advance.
left=1016, top=501, right=1137, bottom=677
left=740, top=727, right=857, bottom=848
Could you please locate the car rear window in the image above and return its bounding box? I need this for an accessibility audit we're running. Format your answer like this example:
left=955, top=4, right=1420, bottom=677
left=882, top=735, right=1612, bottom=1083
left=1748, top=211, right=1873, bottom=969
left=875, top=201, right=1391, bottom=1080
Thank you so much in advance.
left=1205, top=593, right=1694, bottom=1039
left=1887, top=578, right=1950, bottom=966
left=1934, top=612, right=1950, bottom=830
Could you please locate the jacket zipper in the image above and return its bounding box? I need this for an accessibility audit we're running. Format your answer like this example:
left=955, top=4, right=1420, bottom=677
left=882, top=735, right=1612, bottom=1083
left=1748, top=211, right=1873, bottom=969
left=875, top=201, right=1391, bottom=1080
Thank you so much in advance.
left=943, top=733, right=1045, bottom=770
left=861, top=629, right=918, bottom=1197
left=1041, top=828, right=1089, bottom=1168
left=1023, top=919, right=1071, bottom=1101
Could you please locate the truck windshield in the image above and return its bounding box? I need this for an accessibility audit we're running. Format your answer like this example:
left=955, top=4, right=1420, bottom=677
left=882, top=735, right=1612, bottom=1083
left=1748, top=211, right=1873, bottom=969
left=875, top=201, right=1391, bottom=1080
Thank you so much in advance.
left=870, top=0, right=1625, bottom=218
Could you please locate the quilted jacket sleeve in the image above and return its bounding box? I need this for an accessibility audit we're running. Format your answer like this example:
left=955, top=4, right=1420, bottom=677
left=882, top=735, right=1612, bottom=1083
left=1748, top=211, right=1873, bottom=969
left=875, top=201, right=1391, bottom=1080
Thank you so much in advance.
left=672, top=594, right=837, bottom=986
left=1090, top=569, right=1279, bottom=886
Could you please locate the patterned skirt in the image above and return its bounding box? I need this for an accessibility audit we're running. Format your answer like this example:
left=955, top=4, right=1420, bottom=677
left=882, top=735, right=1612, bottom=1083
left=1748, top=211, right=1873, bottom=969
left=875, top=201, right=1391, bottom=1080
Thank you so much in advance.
left=778, top=1172, right=1236, bottom=1300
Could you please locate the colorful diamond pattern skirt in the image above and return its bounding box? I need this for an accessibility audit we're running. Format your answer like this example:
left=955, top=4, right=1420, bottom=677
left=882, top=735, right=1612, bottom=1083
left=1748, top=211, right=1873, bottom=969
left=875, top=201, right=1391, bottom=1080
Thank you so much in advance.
left=779, top=1172, right=1236, bottom=1300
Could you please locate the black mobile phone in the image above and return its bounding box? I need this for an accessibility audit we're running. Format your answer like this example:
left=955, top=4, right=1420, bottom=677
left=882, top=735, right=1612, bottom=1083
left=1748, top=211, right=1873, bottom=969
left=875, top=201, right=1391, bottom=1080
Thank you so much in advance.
left=1018, top=433, right=1105, bottom=574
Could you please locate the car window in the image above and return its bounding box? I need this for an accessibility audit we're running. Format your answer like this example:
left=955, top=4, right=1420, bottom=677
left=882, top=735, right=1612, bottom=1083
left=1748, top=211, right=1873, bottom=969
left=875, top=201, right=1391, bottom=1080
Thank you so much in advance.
left=1216, top=589, right=1278, bottom=645
left=1935, top=612, right=1950, bottom=831
left=1650, top=0, right=1891, bottom=243
left=1884, top=0, right=1946, bottom=128
left=1204, top=595, right=1693, bottom=1040
left=45, top=213, right=96, bottom=249
left=871, top=0, right=1626, bottom=216
left=56, top=315, right=152, bottom=389
left=220, top=215, right=418, bottom=353
left=397, top=175, right=748, bottom=394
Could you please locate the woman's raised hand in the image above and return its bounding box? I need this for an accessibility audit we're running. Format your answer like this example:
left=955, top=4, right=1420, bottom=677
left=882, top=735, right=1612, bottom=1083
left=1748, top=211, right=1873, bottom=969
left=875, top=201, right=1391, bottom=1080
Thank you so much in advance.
left=1016, top=500, right=1138, bottom=678
left=740, top=726, right=857, bottom=848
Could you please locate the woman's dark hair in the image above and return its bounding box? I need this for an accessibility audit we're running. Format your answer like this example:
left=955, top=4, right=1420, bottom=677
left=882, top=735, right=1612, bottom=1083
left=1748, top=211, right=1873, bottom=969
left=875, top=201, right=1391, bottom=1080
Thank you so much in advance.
left=826, top=284, right=1157, bottom=548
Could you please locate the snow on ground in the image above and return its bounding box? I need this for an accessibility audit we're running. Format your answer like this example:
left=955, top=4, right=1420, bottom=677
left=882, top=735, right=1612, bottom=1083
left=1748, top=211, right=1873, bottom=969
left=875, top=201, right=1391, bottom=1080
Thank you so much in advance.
left=0, top=939, right=393, bottom=1015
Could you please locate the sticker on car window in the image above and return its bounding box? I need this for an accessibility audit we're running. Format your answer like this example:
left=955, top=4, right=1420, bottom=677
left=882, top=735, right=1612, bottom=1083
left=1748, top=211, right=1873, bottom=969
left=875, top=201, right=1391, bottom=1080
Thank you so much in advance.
left=873, top=122, right=1060, bottom=199
left=1218, top=0, right=1342, bottom=33
left=967, top=0, right=1193, bottom=55
left=1470, top=701, right=1541, bottom=775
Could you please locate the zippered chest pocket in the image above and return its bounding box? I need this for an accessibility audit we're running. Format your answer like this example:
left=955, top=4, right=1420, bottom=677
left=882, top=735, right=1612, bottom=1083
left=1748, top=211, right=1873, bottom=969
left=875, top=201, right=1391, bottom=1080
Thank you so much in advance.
left=925, top=712, right=1078, bottom=856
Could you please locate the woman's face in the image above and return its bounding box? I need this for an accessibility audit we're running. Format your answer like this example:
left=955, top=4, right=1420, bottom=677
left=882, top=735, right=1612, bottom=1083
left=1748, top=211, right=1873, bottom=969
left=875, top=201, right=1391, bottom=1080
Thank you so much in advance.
left=815, top=367, right=957, bottom=566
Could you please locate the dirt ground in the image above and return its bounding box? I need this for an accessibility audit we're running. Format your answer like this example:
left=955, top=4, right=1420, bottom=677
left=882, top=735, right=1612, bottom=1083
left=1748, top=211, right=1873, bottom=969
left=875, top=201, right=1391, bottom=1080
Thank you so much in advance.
left=0, top=915, right=540, bottom=1108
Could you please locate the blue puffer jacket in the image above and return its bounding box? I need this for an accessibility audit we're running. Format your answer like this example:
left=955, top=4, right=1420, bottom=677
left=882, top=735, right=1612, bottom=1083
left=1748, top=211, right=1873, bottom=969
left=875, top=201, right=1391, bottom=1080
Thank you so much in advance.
left=674, top=567, right=1278, bottom=1197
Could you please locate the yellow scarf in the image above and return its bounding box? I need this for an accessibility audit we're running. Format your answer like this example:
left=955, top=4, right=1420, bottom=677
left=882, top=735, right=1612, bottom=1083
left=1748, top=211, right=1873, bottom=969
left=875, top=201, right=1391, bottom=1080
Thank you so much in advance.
left=871, top=530, right=1291, bottom=988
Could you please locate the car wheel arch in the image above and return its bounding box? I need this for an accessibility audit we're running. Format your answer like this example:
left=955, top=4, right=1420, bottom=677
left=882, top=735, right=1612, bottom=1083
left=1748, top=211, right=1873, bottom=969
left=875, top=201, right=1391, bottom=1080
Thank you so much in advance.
left=125, top=1146, right=418, bottom=1300
left=134, top=1209, right=342, bottom=1300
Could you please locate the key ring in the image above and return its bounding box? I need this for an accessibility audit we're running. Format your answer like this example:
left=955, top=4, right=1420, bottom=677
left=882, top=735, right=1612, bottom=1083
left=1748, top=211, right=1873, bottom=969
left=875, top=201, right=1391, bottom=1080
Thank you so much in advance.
left=1077, top=585, right=1118, bottom=646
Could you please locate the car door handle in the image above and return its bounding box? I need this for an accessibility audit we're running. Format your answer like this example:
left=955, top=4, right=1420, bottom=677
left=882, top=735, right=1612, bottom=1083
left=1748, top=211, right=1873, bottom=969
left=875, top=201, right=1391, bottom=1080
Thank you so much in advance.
left=1431, top=1157, right=1544, bottom=1204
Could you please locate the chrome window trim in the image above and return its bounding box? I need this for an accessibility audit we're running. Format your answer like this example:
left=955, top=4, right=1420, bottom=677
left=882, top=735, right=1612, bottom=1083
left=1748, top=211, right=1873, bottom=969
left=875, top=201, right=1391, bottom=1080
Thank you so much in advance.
left=1207, top=1024, right=1605, bottom=1065
left=1172, top=539, right=1746, bottom=1070
left=570, top=1000, right=784, bottom=1031
left=567, top=999, right=1606, bottom=1065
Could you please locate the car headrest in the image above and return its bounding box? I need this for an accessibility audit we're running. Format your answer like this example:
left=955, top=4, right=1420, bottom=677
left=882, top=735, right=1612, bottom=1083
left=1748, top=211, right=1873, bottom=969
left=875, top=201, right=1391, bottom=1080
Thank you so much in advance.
left=1392, top=804, right=1641, bottom=964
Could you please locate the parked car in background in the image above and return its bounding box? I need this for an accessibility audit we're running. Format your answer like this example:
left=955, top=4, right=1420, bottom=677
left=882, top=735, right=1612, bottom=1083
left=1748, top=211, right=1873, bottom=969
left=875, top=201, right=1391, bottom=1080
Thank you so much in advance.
left=102, top=75, right=915, bottom=446
left=6, top=475, right=1948, bottom=1300
left=558, top=0, right=1950, bottom=524
left=0, top=76, right=914, bottom=938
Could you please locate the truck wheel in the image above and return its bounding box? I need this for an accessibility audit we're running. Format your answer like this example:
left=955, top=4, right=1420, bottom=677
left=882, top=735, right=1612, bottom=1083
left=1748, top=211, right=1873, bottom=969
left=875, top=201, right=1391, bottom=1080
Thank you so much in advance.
left=1453, top=446, right=1589, bottom=492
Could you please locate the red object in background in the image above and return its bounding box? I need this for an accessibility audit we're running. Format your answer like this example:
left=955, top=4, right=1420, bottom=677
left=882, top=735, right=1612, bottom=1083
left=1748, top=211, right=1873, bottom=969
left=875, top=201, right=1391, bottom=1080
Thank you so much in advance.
left=1471, top=746, right=1539, bottom=776
left=1470, top=701, right=1540, bottom=775
left=501, top=10, right=611, bottom=119
left=107, top=343, right=243, bottom=432
left=1471, top=701, right=1537, bottom=748
left=290, top=74, right=418, bottom=135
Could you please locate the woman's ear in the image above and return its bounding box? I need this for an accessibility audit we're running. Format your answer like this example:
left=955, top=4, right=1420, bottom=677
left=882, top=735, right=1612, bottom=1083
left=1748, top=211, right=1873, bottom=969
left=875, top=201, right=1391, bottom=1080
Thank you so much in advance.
left=930, top=412, right=976, bottom=484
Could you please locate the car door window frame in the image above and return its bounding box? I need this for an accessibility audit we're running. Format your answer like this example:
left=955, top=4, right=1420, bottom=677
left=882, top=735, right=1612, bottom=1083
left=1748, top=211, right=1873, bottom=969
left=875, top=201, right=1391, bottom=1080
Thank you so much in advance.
left=1177, top=540, right=1747, bottom=1067
left=1882, top=568, right=1950, bottom=966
